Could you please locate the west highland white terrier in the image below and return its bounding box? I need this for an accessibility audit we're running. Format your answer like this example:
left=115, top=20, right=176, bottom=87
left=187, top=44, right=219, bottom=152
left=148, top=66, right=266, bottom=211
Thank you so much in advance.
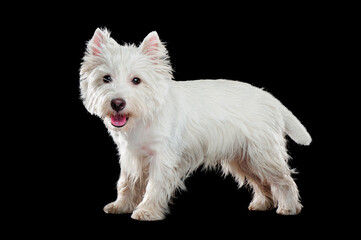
left=79, top=28, right=311, bottom=220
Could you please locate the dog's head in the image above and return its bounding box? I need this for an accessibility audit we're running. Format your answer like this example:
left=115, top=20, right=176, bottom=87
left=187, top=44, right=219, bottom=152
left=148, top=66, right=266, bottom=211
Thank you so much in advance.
left=80, top=28, right=173, bottom=131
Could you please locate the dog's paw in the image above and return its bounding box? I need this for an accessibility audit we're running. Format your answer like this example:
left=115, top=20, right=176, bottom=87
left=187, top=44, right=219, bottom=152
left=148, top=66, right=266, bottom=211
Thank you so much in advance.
left=276, top=204, right=302, bottom=215
left=103, top=201, right=133, bottom=214
left=248, top=199, right=275, bottom=211
left=131, top=207, right=165, bottom=221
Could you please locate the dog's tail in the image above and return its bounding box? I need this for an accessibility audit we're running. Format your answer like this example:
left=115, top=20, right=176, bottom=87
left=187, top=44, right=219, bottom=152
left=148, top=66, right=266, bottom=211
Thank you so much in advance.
left=282, top=106, right=312, bottom=145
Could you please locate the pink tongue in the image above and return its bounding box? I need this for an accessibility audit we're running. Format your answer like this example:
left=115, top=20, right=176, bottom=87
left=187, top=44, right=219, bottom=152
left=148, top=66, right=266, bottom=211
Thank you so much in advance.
left=111, top=114, right=127, bottom=127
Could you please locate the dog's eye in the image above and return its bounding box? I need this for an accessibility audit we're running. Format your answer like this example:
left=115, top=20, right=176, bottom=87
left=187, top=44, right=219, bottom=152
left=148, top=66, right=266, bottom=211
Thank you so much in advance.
left=103, top=75, right=112, bottom=83
left=131, top=77, right=141, bottom=85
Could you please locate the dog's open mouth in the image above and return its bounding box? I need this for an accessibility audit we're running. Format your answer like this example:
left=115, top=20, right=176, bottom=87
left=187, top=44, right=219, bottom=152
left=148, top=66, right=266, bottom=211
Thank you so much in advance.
left=111, top=113, right=128, bottom=127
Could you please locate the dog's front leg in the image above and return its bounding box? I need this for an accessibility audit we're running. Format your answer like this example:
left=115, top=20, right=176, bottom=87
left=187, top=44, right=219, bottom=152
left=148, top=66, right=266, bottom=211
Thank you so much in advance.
left=103, top=169, right=146, bottom=214
left=131, top=153, right=180, bottom=221
left=104, top=150, right=147, bottom=214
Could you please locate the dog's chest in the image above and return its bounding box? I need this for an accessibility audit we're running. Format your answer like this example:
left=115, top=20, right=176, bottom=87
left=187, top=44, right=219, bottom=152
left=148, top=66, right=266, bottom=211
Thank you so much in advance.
left=125, top=126, right=161, bottom=157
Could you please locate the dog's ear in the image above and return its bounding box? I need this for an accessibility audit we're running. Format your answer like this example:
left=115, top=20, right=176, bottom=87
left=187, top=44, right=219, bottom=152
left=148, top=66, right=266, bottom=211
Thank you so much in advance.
left=139, top=31, right=167, bottom=59
left=87, top=28, right=111, bottom=56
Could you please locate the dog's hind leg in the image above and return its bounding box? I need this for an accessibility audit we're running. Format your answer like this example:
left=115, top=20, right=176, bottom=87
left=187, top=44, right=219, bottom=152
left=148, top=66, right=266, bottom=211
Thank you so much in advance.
left=248, top=179, right=275, bottom=211
left=245, top=143, right=302, bottom=215
left=224, top=155, right=275, bottom=211
left=270, top=174, right=302, bottom=215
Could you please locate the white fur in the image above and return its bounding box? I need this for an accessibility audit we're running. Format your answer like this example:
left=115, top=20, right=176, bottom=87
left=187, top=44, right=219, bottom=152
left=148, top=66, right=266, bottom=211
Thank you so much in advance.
left=79, top=28, right=311, bottom=220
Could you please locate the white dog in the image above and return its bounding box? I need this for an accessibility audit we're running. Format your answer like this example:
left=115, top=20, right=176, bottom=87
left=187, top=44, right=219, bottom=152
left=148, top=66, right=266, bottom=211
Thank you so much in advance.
left=79, top=28, right=311, bottom=220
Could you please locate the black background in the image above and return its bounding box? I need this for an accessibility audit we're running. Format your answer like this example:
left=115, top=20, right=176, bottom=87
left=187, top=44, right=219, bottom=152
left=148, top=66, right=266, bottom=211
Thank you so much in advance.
left=9, top=2, right=347, bottom=236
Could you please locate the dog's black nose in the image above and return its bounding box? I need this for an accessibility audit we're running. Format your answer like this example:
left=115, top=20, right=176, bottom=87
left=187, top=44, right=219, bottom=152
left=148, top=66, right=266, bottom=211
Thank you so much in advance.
left=111, top=98, right=126, bottom=112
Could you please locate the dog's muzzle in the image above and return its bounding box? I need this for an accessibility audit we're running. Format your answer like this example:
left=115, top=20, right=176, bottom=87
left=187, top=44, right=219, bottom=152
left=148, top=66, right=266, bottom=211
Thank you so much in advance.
left=110, top=98, right=128, bottom=127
